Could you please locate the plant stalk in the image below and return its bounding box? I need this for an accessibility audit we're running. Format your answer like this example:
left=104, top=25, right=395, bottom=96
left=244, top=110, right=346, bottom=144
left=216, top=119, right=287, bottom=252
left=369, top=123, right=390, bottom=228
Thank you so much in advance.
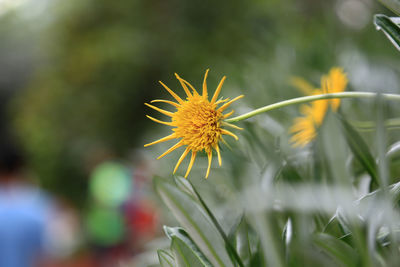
left=225, top=92, right=400, bottom=123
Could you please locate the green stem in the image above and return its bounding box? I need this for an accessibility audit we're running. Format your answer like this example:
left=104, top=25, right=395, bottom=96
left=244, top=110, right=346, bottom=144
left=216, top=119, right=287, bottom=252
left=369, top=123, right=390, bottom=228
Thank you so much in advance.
left=225, top=92, right=400, bottom=123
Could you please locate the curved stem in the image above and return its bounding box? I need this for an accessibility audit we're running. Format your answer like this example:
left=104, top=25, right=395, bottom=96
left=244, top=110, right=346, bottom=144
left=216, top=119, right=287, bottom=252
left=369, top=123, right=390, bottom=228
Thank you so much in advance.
left=225, top=92, right=400, bottom=123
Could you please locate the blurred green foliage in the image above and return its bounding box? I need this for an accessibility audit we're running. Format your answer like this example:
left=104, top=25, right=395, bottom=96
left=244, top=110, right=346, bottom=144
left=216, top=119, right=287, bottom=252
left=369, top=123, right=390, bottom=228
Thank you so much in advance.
left=0, top=0, right=398, bottom=206
left=9, top=0, right=283, bottom=203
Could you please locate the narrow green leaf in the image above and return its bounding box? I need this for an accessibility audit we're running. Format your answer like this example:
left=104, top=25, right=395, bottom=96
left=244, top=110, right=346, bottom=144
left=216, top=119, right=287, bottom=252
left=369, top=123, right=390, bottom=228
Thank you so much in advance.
left=249, top=242, right=265, bottom=267
left=154, top=177, right=234, bottom=267
left=241, top=121, right=274, bottom=168
left=374, top=14, right=400, bottom=51
left=227, top=215, right=244, bottom=244
left=278, top=161, right=304, bottom=183
left=390, top=181, right=400, bottom=204
left=313, top=233, right=359, bottom=267
left=174, top=175, right=198, bottom=199
left=164, top=226, right=213, bottom=267
left=376, top=95, right=390, bottom=188
left=173, top=176, right=245, bottom=267
left=248, top=213, right=284, bottom=267
left=227, top=215, right=252, bottom=265
left=338, top=115, right=379, bottom=187
left=324, top=215, right=351, bottom=238
left=282, top=218, right=292, bottom=261
left=357, top=181, right=400, bottom=205
left=171, top=237, right=205, bottom=267
left=378, top=0, right=400, bottom=15
left=175, top=176, right=245, bottom=267
left=158, top=249, right=175, bottom=267
left=319, top=113, right=351, bottom=185
left=387, top=141, right=400, bottom=161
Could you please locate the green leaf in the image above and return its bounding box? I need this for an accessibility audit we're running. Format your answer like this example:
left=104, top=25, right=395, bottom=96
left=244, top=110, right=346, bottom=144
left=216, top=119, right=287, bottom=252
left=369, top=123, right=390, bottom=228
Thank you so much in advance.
left=173, top=176, right=245, bottom=267
left=390, top=181, right=400, bottom=204
left=227, top=215, right=244, bottom=244
left=319, top=113, right=351, bottom=185
left=158, top=249, right=175, bottom=267
left=164, top=226, right=213, bottom=267
left=248, top=213, right=284, bottom=267
left=324, top=214, right=351, bottom=239
left=282, top=218, right=292, bottom=260
left=154, top=177, right=234, bottom=267
left=171, top=237, right=207, bottom=267
left=249, top=242, right=265, bottom=267
left=174, top=175, right=198, bottom=200
left=241, top=121, right=274, bottom=169
left=357, top=181, right=400, bottom=205
left=387, top=141, right=400, bottom=161
left=378, top=0, right=400, bottom=15
left=313, top=233, right=359, bottom=267
left=278, top=161, right=304, bottom=183
left=338, top=115, right=379, bottom=187
left=374, top=14, right=400, bottom=51
left=227, top=215, right=252, bottom=265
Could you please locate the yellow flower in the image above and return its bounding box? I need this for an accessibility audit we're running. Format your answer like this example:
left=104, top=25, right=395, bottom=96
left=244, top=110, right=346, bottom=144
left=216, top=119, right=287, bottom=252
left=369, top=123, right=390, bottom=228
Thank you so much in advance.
left=145, top=70, right=244, bottom=178
left=289, top=67, right=348, bottom=147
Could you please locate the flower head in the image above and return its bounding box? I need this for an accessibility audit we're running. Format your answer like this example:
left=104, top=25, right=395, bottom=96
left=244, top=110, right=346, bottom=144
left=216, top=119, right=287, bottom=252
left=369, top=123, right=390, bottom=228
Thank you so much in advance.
left=289, top=67, right=348, bottom=147
left=145, top=70, right=244, bottom=178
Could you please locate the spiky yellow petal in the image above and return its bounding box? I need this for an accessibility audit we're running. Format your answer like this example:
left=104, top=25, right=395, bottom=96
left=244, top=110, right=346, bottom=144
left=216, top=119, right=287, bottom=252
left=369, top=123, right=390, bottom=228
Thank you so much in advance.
left=146, top=115, right=173, bottom=126
left=222, top=121, right=243, bottom=130
left=322, top=67, right=348, bottom=111
left=211, top=76, right=226, bottom=104
left=222, top=110, right=235, bottom=118
left=175, top=73, right=199, bottom=96
left=151, top=99, right=180, bottom=108
left=144, top=134, right=176, bottom=147
left=205, top=151, right=212, bottom=179
left=218, top=95, right=245, bottom=112
left=157, top=140, right=184, bottom=159
left=145, top=103, right=174, bottom=117
left=290, top=76, right=315, bottom=95
left=221, top=129, right=239, bottom=140
left=174, top=147, right=190, bottom=174
left=216, top=98, right=230, bottom=105
left=145, top=70, right=243, bottom=178
left=159, top=81, right=184, bottom=104
left=215, top=145, right=222, bottom=166
left=203, top=69, right=209, bottom=97
left=174, top=73, right=192, bottom=97
left=184, top=151, right=197, bottom=178
left=289, top=67, right=348, bottom=147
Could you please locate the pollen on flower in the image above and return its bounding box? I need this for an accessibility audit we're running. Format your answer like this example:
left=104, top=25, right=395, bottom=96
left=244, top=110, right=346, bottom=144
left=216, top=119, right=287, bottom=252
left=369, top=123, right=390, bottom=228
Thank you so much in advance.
left=173, top=95, right=222, bottom=151
left=144, top=69, right=244, bottom=178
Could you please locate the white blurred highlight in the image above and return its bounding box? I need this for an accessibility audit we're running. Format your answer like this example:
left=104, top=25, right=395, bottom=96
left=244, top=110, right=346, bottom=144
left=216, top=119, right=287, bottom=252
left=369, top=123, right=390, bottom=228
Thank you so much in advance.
left=0, top=0, right=28, bottom=16
left=336, top=0, right=371, bottom=30
left=227, top=182, right=400, bottom=231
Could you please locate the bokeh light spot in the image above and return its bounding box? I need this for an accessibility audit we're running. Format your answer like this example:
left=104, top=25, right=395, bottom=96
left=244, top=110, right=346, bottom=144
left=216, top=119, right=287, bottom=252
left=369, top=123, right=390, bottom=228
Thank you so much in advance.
left=86, top=207, right=125, bottom=246
left=89, top=162, right=132, bottom=207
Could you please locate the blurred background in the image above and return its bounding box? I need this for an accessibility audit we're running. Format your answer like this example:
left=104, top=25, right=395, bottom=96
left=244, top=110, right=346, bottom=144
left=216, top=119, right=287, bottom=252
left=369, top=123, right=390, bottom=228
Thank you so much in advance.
left=0, top=0, right=399, bottom=266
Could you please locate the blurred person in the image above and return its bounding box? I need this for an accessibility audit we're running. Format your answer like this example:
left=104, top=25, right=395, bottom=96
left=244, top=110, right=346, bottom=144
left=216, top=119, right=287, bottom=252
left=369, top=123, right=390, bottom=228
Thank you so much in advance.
left=0, top=138, right=53, bottom=267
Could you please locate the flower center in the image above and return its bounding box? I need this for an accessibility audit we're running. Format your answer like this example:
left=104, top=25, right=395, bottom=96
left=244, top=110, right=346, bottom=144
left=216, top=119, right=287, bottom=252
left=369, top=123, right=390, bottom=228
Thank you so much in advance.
left=172, top=95, right=222, bottom=152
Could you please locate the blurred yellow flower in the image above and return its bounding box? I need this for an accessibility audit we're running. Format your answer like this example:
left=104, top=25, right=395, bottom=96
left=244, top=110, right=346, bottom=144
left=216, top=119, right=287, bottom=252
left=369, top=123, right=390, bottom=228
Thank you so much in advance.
left=145, top=70, right=244, bottom=178
left=290, top=67, right=348, bottom=147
